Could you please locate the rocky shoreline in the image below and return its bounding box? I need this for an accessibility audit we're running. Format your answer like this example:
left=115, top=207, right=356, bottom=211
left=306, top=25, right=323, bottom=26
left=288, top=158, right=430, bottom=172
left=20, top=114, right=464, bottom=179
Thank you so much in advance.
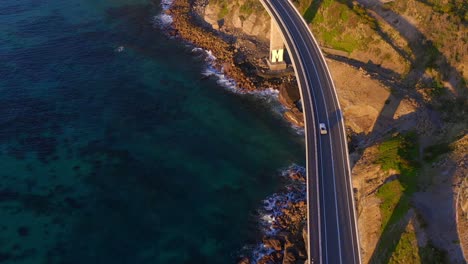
left=158, top=0, right=468, bottom=262
left=162, top=0, right=305, bottom=128
left=165, top=0, right=264, bottom=91
left=238, top=166, right=308, bottom=264
left=159, top=0, right=310, bottom=262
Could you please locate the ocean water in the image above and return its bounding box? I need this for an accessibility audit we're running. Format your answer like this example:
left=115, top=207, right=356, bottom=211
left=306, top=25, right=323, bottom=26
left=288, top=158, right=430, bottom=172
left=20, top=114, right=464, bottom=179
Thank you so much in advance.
left=0, top=0, right=305, bottom=263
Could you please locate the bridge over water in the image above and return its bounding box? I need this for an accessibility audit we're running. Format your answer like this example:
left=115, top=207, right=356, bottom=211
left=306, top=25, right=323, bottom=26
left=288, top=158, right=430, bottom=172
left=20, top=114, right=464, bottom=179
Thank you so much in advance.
left=259, top=1, right=362, bottom=263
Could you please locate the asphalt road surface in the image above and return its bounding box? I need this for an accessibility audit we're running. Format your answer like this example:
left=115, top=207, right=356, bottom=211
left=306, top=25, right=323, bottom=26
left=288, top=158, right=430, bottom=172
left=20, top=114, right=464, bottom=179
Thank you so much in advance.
left=259, top=0, right=362, bottom=263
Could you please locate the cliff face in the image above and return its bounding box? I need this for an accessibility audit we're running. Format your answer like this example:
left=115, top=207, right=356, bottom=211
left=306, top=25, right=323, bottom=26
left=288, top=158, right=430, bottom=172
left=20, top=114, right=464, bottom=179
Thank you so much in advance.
left=201, top=0, right=270, bottom=41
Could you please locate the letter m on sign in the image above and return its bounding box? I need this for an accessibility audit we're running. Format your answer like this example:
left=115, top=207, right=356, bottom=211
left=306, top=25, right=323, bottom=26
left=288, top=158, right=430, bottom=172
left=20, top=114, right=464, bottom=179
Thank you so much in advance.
left=271, top=49, right=284, bottom=63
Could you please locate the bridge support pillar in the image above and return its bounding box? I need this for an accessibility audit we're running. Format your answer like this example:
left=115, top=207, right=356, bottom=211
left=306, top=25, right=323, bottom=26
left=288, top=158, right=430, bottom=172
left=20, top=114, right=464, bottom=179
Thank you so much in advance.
left=267, top=19, right=287, bottom=71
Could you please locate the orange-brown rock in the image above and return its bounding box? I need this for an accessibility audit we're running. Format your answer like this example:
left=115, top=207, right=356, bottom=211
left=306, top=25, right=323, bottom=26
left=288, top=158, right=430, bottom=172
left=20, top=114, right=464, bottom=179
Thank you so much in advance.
left=289, top=172, right=305, bottom=182
left=263, top=236, right=283, bottom=251
left=284, top=108, right=304, bottom=127
left=279, top=82, right=301, bottom=109
left=169, top=0, right=264, bottom=91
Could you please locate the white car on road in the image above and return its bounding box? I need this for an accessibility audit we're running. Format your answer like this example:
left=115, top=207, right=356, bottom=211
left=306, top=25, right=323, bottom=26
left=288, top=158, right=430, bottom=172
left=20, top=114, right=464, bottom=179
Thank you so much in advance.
left=319, top=123, right=327, bottom=135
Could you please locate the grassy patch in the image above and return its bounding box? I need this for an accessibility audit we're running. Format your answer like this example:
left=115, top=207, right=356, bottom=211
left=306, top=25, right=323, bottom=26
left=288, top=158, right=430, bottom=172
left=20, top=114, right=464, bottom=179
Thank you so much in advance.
left=378, top=132, right=419, bottom=170
left=303, top=0, right=363, bottom=53
left=389, top=228, right=420, bottom=264
left=374, top=132, right=424, bottom=262
left=378, top=136, right=404, bottom=171
left=239, top=0, right=262, bottom=16
left=377, top=180, right=406, bottom=229
left=376, top=132, right=420, bottom=227
left=218, top=3, right=229, bottom=19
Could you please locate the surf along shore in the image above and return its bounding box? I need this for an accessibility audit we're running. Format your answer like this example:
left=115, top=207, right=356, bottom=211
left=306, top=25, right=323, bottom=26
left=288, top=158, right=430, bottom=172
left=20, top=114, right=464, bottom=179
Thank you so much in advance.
left=161, top=0, right=309, bottom=263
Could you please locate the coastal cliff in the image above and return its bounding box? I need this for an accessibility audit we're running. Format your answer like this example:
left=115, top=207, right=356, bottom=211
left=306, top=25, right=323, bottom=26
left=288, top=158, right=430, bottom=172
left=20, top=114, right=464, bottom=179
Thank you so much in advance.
left=202, top=0, right=270, bottom=40
left=164, top=0, right=468, bottom=262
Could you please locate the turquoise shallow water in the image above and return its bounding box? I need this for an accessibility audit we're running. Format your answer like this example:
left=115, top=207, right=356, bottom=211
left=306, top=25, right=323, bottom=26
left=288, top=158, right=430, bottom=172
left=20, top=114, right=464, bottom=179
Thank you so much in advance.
left=0, top=0, right=304, bottom=263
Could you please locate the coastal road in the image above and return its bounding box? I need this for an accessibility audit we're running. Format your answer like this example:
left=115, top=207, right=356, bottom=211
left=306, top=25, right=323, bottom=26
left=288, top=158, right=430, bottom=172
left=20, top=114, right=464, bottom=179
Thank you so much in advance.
left=258, top=0, right=362, bottom=263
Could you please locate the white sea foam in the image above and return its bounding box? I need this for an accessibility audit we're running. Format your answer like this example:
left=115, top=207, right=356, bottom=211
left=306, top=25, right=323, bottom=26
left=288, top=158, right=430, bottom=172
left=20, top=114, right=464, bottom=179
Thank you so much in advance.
left=153, top=0, right=174, bottom=29
left=115, top=46, right=125, bottom=53
left=246, top=165, right=306, bottom=263
left=153, top=13, right=173, bottom=28
left=205, top=50, right=217, bottom=62
left=251, top=244, right=275, bottom=263
left=161, top=0, right=174, bottom=10
left=152, top=0, right=307, bottom=259
left=153, top=0, right=298, bottom=132
left=194, top=47, right=307, bottom=134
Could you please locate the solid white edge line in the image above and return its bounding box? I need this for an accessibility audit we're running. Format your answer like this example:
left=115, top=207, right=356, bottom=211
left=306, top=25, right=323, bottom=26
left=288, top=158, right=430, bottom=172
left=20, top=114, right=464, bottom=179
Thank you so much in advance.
left=283, top=2, right=363, bottom=263
left=276, top=2, right=343, bottom=262
left=257, top=2, right=321, bottom=263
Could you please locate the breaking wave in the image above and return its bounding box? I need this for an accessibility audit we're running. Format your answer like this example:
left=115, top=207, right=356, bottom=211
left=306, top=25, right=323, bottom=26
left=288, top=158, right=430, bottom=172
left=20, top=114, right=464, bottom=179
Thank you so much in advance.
left=153, top=0, right=174, bottom=28
left=246, top=164, right=306, bottom=263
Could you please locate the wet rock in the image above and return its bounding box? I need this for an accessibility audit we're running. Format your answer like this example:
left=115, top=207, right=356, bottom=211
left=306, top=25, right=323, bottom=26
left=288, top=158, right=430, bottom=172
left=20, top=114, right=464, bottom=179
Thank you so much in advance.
left=283, top=108, right=304, bottom=127
left=263, top=236, right=283, bottom=251
left=257, top=253, right=281, bottom=264
left=282, top=235, right=301, bottom=264
left=168, top=0, right=270, bottom=91
left=289, top=172, right=305, bottom=182
left=282, top=248, right=297, bottom=264
left=279, top=82, right=300, bottom=109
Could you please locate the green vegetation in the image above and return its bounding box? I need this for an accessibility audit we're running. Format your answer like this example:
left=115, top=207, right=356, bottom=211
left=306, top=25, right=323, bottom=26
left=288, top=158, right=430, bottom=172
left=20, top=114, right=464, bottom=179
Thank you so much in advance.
left=218, top=3, right=229, bottom=19
left=351, top=3, right=379, bottom=30
left=376, top=132, right=419, bottom=228
left=429, top=79, right=446, bottom=97
left=377, top=132, right=419, bottom=173
left=388, top=228, right=420, bottom=264
left=375, top=133, right=451, bottom=263
left=377, top=180, right=407, bottom=229
left=303, top=1, right=366, bottom=53
left=426, top=0, right=468, bottom=23
left=239, top=1, right=263, bottom=16
left=373, top=132, right=425, bottom=263
left=211, top=0, right=234, bottom=19
left=386, top=228, right=449, bottom=264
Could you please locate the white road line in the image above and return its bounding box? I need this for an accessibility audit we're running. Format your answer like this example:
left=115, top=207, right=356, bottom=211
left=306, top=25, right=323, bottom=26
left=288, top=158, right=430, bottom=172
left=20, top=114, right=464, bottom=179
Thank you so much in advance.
left=261, top=0, right=363, bottom=263
left=308, top=25, right=361, bottom=264
left=275, top=1, right=343, bottom=262
left=258, top=2, right=322, bottom=263
left=283, top=1, right=362, bottom=262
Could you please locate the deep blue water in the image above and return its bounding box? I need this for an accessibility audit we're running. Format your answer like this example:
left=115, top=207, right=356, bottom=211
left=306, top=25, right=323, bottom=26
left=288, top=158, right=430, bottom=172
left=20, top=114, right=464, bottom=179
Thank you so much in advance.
left=0, top=0, right=304, bottom=263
